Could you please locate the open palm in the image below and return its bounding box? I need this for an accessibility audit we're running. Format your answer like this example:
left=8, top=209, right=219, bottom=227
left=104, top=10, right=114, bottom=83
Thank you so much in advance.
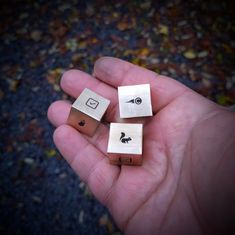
left=48, top=57, right=235, bottom=234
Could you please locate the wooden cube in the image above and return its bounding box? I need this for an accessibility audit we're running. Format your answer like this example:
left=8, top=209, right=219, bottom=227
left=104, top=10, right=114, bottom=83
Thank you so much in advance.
left=107, top=123, right=143, bottom=165
left=118, top=84, right=153, bottom=118
left=67, top=88, right=110, bottom=136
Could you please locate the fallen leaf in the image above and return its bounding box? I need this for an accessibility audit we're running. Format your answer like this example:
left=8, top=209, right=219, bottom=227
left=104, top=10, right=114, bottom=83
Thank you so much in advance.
left=197, top=51, right=209, bottom=58
left=65, top=38, right=78, bottom=52
left=79, top=210, right=84, bottom=224
left=117, top=21, right=129, bottom=31
left=30, top=30, right=42, bottom=42
left=59, top=173, right=67, bottom=179
left=183, top=50, right=197, bottom=59
left=158, top=24, right=169, bottom=35
left=45, top=149, right=57, bottom=158
left=216, top=94, right=234, bottom=106
left=23, top=158, right=34, bottom=165
left=78, top=40, right=87, bottom=49
left=202, top=78, right=212, bottom=88
left=7, top=79, right=21, bottom=92
left=46, top=68, right=64, bottom=92
left=138, top=48, right=150, bottom=56
left=32, top=196, right=42, bottom=203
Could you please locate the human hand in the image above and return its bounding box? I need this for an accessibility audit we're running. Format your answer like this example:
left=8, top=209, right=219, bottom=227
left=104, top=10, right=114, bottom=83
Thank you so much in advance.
left=47, top=57, right=235, bottom=234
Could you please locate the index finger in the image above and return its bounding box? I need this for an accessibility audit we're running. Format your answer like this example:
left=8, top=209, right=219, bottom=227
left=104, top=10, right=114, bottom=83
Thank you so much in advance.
left=94, top=57, right=189, bottom=112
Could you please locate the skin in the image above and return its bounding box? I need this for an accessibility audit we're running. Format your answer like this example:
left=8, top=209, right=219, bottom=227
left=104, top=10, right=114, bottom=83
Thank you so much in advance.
left=47, top=57, right=235, bottom=235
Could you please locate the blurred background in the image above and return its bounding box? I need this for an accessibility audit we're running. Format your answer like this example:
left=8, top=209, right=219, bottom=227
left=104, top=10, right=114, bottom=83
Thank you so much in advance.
left=0, top=0, right=234, bottom=234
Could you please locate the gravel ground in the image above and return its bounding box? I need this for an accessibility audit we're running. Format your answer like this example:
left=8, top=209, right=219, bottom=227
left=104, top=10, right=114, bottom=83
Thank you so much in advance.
left=0, top=0, right=234, bottom=234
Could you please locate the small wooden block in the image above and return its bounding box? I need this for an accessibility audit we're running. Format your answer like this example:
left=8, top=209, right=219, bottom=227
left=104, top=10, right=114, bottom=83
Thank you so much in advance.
left=67, top=88, right=110, bottom=136
left=118, top=84, right=153, bottom=118
left=107, top=123, right=143, bottom=165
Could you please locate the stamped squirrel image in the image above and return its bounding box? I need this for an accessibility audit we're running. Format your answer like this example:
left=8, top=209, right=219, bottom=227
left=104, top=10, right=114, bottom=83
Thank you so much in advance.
left=120, top=132, right=132, bottom=143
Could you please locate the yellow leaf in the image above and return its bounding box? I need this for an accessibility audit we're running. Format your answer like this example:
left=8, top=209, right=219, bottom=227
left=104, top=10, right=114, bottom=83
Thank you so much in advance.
left=45, top=149, right=57, bottom=158
left=117, top=21, right=129, bottom=31
left=183, top=50, right=196, bottom=59
left=131, top=58, right=142, bottom=65
left=159, top=24, right=169, bottom=35
left=138, top=48, right=150, bottom=56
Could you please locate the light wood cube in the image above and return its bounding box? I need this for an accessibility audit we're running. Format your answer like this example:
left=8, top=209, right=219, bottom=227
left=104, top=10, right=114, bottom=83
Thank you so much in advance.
left=67, top=88, right=110, bottom=136
left=107, top=123, right=143, bottom=165
left=118, top=84, right=153, bottom=118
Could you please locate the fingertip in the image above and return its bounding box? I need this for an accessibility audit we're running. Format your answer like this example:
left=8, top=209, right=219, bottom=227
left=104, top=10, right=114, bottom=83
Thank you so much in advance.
left=53, top=124, right=71, bottom=145
left=60, top=69, right=78, bottom=92
left=61, top=69, right=100, bottom=98
left=94, top=56, right=129, bottom=68
left=47, top=100, right=71, bottom=127
left=53, top=124, right=84, bottom=164
left=94, top=57, right=131, bottom=85
left=47, top=101, right=56, bottom=125
left=94, top=56, right=112, bottom=68
left=93, top=57, right=107, bottom=77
